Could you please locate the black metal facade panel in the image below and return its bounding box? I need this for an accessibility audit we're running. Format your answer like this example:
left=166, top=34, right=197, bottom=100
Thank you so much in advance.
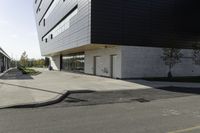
left=91, top=0, right=200, bottom=49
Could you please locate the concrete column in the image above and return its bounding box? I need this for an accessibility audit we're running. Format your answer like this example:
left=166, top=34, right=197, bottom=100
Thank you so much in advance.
left=50, top=55, right=61, bottom=71
left=60, top=54, right=63, bottom=71
left=5, top=57, right=7, bottom=70
left=0, top=57, right=2, bottom=72
left=3, top=56, right=5, bottom=72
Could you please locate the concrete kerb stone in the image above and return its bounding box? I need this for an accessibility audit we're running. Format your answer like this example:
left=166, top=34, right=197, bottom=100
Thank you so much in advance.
left=0, top=89, right=106, bottom=109
left=0, top=68, right=16, bottom=78
left=0, top=90, right=69, bottom=109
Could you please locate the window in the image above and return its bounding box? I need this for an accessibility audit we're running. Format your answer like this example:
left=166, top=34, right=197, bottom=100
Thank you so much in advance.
left=36, top=0, right=43, bottom=13
left=43, top=19, right=46, bottom=26
left=42, top=6, right=78, bottom=43
left=62, top=53, right=85, bottom=72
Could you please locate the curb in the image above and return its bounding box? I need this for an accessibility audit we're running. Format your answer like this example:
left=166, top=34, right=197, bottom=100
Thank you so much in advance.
left=0, top=68, right=17, bottom=78
left=0, top=90, right=70, bottom=109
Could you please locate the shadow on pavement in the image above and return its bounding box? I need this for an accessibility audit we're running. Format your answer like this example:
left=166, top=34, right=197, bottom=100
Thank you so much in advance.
left=155, top=86, right=200, bottom=95
left=2, top=75, right=200, bottom=109
left=47, top=86, right=199, bottom=108
left=3, top=86, right=200, bottom=109
left=0, top=74, right=34, bottom=80
left=0, top=68, right=33, bottom=80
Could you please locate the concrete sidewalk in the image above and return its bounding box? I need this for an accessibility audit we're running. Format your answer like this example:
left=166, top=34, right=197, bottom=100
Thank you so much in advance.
left=0, top=68, right=199, bottom=108
left=0, top=68, right=151, bottom=108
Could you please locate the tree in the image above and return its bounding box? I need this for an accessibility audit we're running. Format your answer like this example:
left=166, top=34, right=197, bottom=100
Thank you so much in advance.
left=192, top=48, right=200, bottom=65
left=161, top=48, right=183, bottom=78
left=19, top=51, right=45, bottom=68
left=20, top=51, right=28, bottom=67
left=10, top=59, right=17, bottom=67
left=28, top=58, right=45, bottom=68
left=36, top=59, right=45, bottom=67
left=27, top=58, right=34, bottom=67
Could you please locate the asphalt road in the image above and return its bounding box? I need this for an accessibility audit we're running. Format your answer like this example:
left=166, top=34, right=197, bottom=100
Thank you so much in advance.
left=0, top=87, right=200, bottom=133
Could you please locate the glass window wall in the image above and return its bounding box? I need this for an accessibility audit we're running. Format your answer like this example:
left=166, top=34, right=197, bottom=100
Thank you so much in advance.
left=62, top=53, right=84, bottom=73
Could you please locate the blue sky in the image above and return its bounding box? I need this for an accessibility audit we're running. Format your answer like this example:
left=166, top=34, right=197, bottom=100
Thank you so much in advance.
left=0, top=0, right=41, bottom=59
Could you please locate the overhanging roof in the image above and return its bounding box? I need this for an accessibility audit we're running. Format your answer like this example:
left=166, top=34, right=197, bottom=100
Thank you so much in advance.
left=0, top=47, right=11, bottom=60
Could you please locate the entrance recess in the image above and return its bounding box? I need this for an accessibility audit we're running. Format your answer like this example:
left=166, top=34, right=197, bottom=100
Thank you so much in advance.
left=62, top=52, right=85, bottom=73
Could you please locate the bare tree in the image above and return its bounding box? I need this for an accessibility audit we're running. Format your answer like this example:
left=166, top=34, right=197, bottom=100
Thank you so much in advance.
left=20, top=51, right=28, bottom=67
left=161, top=48, right=183, bottom=78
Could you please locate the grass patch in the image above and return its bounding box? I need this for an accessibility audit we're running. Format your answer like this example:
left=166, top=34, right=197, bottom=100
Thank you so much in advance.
left=18, top=66, right=41, bottom=76
left=143, top=76, right=200, bottom=83
left=23, top=68, right=41, bottom=75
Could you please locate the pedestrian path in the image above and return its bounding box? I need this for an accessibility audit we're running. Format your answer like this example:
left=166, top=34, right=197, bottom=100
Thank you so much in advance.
left=0, top=68, right=199, bottom=109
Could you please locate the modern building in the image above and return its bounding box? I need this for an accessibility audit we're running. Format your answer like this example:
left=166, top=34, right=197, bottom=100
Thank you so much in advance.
left=0, top=47, right=11, bottom=73
left=34, top=0, right=200, bottom=79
